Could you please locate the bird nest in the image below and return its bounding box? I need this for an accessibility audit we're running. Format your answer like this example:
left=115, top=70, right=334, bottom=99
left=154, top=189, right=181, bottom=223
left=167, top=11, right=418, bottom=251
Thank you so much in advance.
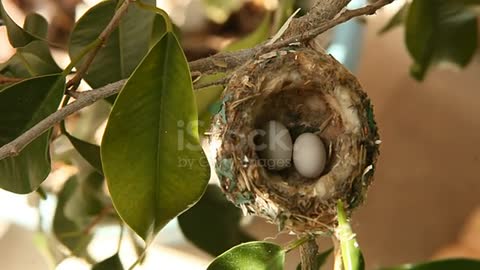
left=212, top=47, right=380, bottom=233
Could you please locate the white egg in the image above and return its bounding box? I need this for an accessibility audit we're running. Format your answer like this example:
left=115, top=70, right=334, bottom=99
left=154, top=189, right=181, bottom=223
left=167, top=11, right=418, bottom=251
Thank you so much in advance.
left=258, top=120, right=293, bottom=170
left=293, top=133, right=327, bottom=178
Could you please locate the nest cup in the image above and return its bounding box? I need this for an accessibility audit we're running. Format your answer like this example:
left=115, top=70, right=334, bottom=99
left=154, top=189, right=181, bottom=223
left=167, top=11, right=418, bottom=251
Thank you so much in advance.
left=213, top=47, right=380, bottom=233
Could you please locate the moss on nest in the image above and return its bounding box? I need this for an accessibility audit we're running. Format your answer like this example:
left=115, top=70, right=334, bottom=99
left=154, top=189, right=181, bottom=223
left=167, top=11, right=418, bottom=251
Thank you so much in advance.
left=212, top=47, right=380, bottom=233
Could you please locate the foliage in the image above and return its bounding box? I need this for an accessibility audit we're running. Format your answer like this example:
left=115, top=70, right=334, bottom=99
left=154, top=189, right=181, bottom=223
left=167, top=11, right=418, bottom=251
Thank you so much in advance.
left=0, top=0, right=479, bottom=269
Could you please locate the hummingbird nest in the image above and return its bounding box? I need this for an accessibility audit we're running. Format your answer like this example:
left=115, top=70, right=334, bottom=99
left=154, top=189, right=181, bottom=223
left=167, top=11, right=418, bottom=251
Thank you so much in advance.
left=212, top=47, right=380, bottom=233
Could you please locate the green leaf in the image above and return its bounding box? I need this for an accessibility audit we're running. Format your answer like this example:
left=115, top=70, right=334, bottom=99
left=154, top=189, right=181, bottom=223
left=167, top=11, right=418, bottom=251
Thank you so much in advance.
left=207, top=241, right=285, bottom=270
left=0, top=40, right=62, bottom=78
left=64, top=171, right=106, bottom=227
left=101, top=32, right=210, bottom=242
left=53, top=176, right=93, bottom=256
left=92, top=254, right=124, bottom=270
left=178, top=185, right=254, bottom=256
left=380, top=258, right=480, bottom=270
left=23, top=13, right=48, bottom=39
left=0, top=74, right=65, bottom=194
left=0, top=1, right=38, bottom=47
left=379, top=2, right=409, bottom=34
left=296, top=248, right=333, bottom=270
left=224, top=13, right=272, bottom=52
left=336, top=201, right=365, bottom=270
left=405, top=0, right=478, bottom=80
left=68, top=0, right=156, bottom=90
left=65, top=132, right=103, bottom=174
left=195, top=82, right=224, bottom=135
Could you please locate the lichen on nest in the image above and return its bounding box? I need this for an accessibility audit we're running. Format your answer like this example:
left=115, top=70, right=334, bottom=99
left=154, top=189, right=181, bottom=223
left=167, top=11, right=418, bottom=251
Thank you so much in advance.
left=211, top=46, right=380, bottom=233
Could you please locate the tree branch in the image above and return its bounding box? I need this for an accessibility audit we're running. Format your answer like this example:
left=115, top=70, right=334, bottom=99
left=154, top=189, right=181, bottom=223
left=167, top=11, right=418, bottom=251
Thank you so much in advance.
left=66, top=0, right=133, bottom=90
left=0, top=0, right=394, bottom=160
left=300, top=238, right=320, bottom=270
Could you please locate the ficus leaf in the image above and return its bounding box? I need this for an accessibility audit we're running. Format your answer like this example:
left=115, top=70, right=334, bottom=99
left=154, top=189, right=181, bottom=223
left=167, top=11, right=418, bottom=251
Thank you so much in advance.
left=23, top=13, right=48, bottom=39
left=207, top=241, right=285, bottom=270
left=405, top=0, right=478, bottom=80
left=336, top=201, right=365, bottom=270
left=92, top=254, right=124, bottom=270
left=101, top=32, right=210, bottom=242
left=0, top=74, right=65, bottom=194
left=53, top=176, right=93, bottom=256
left=0, top=1, right=38, bottom=47
left=0, top=40, right=62, bottom=79
left=380, top=258, right=480, bottom=270
left=178, top=184, right=254, bottom=256
left=68, top=0, right=158, bottom=90
left=64, top=131, right=103, bottom=174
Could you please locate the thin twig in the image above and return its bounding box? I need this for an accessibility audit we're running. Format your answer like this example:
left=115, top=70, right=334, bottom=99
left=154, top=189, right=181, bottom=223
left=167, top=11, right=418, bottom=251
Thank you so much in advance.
left=0, top=0, right=394, bottom=161
left=66, top=0, right=133, bottom=90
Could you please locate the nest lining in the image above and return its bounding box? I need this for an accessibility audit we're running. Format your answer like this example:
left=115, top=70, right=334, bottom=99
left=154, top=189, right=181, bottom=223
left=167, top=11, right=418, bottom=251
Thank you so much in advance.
left=213, top=47, right=380, bottom=233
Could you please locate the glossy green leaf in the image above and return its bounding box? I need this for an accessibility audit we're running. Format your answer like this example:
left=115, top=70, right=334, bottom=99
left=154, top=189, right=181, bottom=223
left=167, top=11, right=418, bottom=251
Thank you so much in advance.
left=224, top=13, right=272, bottom=52
left=179, top=185, right=254, bottom=256
left=207, top=241, right=285, bottom=270
left=53, top=176, right=93, bottom=256
left=101, top=32, right=210, bottom=241
left=0, top=1, right=37, bottom=47
left=0, top=74, right=65, bottom=194
left=69, top=0, right=156, bottom=89
left=65, top=132, right=103, bottom=174
left=406, top=0, right=478, bottom=80
left=0, top=40, right=62, bottom=78
left=64, top=171, right=106, bottom=227
left=195, top=82, right=224, bottom=135
left=23, top=13, right=48, bottom=38
left=336, top=201, right=364, bottom=270
left=296, top=248, right=333, bottom=270
left=92, top=254, right=124, bottom=270
left=379, top=2, right=409, bottom=34
left=380, top=258, right=480, bottom=270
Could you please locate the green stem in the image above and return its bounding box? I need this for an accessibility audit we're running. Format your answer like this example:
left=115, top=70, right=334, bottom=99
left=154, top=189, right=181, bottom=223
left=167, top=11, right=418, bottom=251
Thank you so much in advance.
left=284, top=235, right=311, bottom=253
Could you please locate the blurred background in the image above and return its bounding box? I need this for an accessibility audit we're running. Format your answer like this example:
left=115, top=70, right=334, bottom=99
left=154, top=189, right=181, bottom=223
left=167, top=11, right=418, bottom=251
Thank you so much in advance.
left=0, top=0, right=479, bottom=269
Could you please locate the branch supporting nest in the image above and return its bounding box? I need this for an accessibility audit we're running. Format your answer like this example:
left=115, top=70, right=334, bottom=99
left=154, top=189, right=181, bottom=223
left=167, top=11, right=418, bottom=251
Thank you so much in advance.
left=0, top=0, right=393, bottom=176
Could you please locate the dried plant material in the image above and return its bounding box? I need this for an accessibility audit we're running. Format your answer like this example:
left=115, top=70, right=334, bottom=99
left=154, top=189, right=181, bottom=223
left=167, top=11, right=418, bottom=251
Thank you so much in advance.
left=212, top=47, right=380, bottom=233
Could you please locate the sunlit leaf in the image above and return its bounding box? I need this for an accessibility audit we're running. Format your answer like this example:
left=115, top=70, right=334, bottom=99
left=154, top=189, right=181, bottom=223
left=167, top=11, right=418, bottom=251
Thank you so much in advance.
left=0, top=75, right=65, bottom=194
left=101, top=32, right=210, bottom=242
left=207, top=241, right=285, bottom=270
left=53, top=176, right=93, bottom=256
left=179, top=185, right=254, bottom=256
left=336, top=201, right=364, bottom=270
left=92, top=254, right=124, bottom=270
left=380, top=258, right=480, bottom=270
left=406, top=0, right=478, bottom=80
left=68, top=0, right=156, bottom=90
